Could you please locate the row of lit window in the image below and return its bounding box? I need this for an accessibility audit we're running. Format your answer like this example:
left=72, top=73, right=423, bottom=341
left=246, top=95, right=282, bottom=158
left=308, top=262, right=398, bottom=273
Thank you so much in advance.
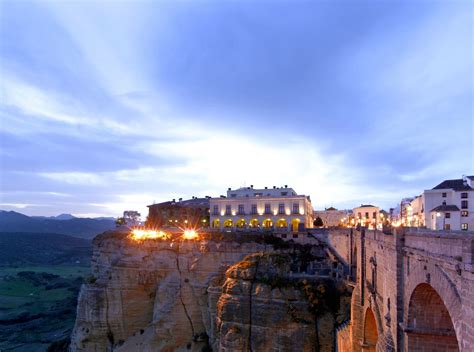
left=212, top=203, right=300, bottom=216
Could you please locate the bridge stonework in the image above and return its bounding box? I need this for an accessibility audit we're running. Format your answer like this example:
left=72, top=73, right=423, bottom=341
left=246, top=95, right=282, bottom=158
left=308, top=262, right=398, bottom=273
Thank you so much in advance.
left=318, top=228, right=474, bottom=352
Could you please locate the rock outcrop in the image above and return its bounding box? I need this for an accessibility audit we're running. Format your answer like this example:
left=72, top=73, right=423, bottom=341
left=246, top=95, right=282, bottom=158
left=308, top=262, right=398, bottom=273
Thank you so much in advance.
left=70, top=231, right=351, bottom=351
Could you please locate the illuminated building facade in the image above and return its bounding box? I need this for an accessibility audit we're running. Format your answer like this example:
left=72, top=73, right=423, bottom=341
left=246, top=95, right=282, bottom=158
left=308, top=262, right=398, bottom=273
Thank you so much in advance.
left=424, top=175, right=474, bottom=231
left=404, top=194, right=425, bottom=227
left=209, top=185, right=314, bottom=231
left=352, top=204, right=383, bottom=230
left=147, top=197, right=210, bottom=229
left=313, top=207, right=350, bottom=227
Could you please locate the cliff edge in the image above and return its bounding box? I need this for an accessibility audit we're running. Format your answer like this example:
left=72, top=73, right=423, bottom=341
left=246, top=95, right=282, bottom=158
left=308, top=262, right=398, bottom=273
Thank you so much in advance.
left=70, top=231, right=350, bottom=351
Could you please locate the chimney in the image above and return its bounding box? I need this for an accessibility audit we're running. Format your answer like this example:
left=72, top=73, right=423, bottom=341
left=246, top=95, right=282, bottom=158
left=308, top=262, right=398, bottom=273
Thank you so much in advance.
left=273, top=186, right=276, bottom=189
left=172, top=199, right=176, bottom=202
left=285, top=185, right=288, bottom=188
left=265, top=186, right=268, bottom=189
left=228, top=187, right=231, bottom=191
left=251, top=185, right=254, bottom=188
left=179, top=198, right=183, bottom=201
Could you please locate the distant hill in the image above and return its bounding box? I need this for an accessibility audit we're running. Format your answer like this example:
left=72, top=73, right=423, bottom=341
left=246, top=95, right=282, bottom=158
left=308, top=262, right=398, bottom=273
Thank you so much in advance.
left=0, top=211, right=116, bottom=239
left=0, top=232, right=92, bottom=266
left=31, top=213, right=76, bottom=221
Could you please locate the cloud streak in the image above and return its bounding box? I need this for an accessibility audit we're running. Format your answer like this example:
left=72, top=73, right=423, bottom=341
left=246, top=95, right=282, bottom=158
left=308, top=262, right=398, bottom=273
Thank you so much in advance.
left=0, top=0, right=472, bottom=217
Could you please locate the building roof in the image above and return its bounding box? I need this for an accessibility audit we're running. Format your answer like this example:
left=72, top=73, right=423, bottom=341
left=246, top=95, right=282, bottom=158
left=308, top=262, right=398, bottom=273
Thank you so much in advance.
left=148, top=197, right=210, bottom=208
left=432, top=177, right=474, bottom=191
left=325, top=206, right=338, bottom=211
left=358, top=204, right=376, bottom=208
left=430, top=204, right=460, bottom=212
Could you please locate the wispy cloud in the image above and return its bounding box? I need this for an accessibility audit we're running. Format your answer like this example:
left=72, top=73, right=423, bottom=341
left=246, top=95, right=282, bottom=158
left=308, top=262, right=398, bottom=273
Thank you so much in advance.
left=0, top=1, right=471, bottom=217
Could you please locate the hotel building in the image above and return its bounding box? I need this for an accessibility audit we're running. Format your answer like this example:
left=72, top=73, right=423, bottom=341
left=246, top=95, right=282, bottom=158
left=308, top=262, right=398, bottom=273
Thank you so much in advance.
left=209, top=185, right=314, bottom=232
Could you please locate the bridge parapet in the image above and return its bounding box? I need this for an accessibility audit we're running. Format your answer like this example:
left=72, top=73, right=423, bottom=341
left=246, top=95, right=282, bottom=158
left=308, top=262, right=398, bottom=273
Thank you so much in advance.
left=393, top=228, right=474, bottom=265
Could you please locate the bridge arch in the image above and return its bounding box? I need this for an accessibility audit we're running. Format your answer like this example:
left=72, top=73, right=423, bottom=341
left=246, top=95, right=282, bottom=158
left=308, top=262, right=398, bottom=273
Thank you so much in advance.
left=363, top=307, right=378, bottom=352
left=406, top=283, right=459, bottom=351
left=404, top=261, right=462, bottom=349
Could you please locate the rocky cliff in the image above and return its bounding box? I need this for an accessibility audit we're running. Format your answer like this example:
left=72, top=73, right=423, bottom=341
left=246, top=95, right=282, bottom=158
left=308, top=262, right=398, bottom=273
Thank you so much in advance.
left=70, top=231, right=351, bottom=351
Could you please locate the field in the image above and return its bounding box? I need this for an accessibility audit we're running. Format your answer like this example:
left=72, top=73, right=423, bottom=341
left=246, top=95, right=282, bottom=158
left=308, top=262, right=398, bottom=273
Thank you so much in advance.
left=0, top=232, right=93, bottom=351
left=0, top=265, right=89, bottom=352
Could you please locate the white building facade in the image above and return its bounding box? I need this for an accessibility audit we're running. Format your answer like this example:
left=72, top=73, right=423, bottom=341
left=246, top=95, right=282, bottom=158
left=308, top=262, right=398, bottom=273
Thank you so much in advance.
left=210, top=186, right=314, bottom=232
left=353, top=204, right=383, bottom=230
left=424, top=175, right=474, bottom=231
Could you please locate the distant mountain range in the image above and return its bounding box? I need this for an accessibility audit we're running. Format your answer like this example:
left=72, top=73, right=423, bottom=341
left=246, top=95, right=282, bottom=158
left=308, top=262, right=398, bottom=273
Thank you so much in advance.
left=0, top=210, right=116, bottom=239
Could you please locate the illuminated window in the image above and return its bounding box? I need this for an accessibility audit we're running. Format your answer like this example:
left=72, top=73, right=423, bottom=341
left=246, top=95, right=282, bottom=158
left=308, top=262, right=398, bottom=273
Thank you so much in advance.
left=278, top=203, right=285, bottom=214
left=461, top=223, right=468, bottom=231
left=461, top=211, right=469, bottom=217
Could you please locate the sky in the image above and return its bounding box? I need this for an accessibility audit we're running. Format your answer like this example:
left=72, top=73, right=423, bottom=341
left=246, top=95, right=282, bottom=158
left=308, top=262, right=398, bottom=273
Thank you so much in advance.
left=0, top=0, right=473, bottom=218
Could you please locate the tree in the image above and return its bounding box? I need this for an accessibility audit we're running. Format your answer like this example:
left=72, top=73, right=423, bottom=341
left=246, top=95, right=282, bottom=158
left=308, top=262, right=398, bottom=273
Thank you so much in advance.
left=314, top=217, right=324, bottom=227
left=123, top=211, right=141, bottom=226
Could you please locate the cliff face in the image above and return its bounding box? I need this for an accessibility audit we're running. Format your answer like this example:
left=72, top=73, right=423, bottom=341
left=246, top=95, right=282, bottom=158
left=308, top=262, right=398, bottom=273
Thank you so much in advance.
left=70, top=231, right=350, bottom=351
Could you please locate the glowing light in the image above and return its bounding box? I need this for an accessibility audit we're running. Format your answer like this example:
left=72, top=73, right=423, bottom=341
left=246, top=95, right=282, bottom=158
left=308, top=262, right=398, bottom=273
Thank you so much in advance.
left=231, top=211, right=236, bottom=216
left=182, top=229, right=198, bottom=240
left=285, top=209, right=291, bottom=215
left=436, top=212, right=441, bottom=217
left=184, top=220, right=188, bottom=224
left=273, top=210, right=278, bottom=215
left=130, top=229, right=169, bottom=241
left=202, top=219, right=206, bottom=223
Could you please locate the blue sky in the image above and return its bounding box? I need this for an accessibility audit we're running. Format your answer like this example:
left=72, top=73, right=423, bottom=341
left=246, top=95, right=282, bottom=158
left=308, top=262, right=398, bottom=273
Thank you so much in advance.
left=0, top=0, right=472, bottom=217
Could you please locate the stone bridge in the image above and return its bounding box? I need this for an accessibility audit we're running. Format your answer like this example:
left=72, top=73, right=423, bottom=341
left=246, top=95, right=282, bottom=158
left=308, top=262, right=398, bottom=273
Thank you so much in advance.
left=315, top=228, right=474, bottom=352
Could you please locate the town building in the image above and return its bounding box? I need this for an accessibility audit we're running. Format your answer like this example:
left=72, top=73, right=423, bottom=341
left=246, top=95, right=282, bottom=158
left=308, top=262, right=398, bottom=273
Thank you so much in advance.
left=209, top=185, right=314, bottom=231
left=147, top=197, right=210, bottom=229
left=352, top=204, right=383, bottom=229
left=406, top=194, right=424, bottom=227
left=313, top=207, right=349, bottom=227
left=424, top=175, right=474, bottom=231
